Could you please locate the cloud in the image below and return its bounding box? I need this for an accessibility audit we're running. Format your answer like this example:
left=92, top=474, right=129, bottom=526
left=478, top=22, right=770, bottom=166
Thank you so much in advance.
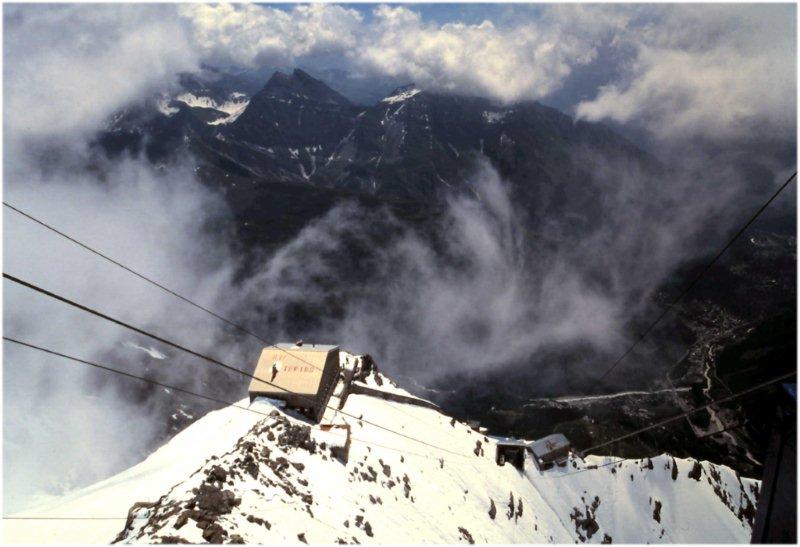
left=3, top=5, right=226, bottom=510
left=355, top=5, right=598, bottom=102
left=178, top=3, right=362, bottom=67
left=3, top=4, right=199, bottom=142
left=575, top=5, right=797, bottom=143
left=329, top=162, right=625, bottom=374
left=2, top=156, right=263, bottom=512
left=227, top=157, right=744, bottom=385
left=176, top=3, right=601, bottom=103
left=8, top=3, right=792, bottom=145
left=171, top=3, right=796, bottom=144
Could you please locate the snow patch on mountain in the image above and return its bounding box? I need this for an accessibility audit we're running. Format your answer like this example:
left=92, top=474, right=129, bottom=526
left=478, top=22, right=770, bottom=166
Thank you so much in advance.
left=155, top=97, right=179, bottom=117
left=123, top=341, right=167, bottom=360
left=208, top=101, right=248, bottom=126
left=382, top=87, right=422, bottom=104
left=172, top=92, right=250, bottom=125
left=5, top=352, right=760, bottom=544
left=483, top=110, right=509, bottom=124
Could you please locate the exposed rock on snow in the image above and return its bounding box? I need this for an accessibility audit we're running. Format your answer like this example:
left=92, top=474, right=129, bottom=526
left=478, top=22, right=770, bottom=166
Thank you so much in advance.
left=6, top=352, right=760, bottom=544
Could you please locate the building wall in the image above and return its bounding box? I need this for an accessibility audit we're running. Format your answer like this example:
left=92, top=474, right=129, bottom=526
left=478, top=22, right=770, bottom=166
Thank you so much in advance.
left=314, top=350, right=341, bottom=421
left=249, top=347, right=331, bottom=398
left=249, top=346, right=341, bottom=422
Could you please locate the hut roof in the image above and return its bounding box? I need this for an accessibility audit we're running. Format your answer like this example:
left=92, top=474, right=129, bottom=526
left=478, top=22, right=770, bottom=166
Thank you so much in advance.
left=530, top=433, right=570, bottom=458
left=274, top=343, right=338, bottom=352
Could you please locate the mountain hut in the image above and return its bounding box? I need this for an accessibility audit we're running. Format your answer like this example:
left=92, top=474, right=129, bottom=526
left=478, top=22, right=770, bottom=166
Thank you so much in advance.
left=248, top=343, right=340, bottom=422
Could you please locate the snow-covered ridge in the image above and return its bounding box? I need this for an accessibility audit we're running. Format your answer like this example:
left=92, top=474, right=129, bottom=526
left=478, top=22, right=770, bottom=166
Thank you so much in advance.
left=381, top=88, right=422, bottom=104
left=157, top=92, right=250, bottom=125
left=174, top=93, right=248, bottom=115
left=5, top=351, right=760, bottom=544
left=207, top=102, right=248, bottom=125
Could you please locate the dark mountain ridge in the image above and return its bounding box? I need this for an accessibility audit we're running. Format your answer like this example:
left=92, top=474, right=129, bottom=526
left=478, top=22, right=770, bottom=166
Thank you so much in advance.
left=98, top=68, right=654, bottom=215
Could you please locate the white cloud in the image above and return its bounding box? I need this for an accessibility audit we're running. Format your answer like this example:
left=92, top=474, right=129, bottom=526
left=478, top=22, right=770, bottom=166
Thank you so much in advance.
left=224, top=156, right=745, bottom=383
left=171, top=3, right=796, bottom=143
left=356, top=5, right=597, bottom=102
left=575, top=5, right=797, bottom=143
left=6, top=3, right=793, bottom=145
left=177, top=3, right=600, bottom=103
left=2, top=154, right=276, bottom=512
left=4, top=4, right=199, bottom=141
left=178, top=3, right=362, bottom=67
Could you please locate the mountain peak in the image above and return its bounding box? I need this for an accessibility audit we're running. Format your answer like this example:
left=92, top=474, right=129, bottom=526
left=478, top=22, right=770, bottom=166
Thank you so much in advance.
left=292, top=67, right=314, bottom=81
left=261, top=69, right=350, bottom=106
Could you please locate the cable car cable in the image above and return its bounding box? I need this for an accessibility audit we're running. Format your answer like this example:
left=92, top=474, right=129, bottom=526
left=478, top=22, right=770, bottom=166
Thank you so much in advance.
left=3, top=335, right=464, bottom=464
left=3, top=201, right=429, bottom=427
left=3, top=201, right=272, bottom=346
left=3, top=272, right=470, bottom=459
left=3, top=201, right=332, bottom=374
left=580, top=370, right=796, bottom=456
left=539, top=373, right=792, bottom=480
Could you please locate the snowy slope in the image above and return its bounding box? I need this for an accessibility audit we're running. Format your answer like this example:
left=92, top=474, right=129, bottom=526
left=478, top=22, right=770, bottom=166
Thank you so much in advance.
left=3, top=399, right=277, bottom=543
left=5, top=352, right=759, bottom=544
left=528, top=455, right=758, bottom=543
